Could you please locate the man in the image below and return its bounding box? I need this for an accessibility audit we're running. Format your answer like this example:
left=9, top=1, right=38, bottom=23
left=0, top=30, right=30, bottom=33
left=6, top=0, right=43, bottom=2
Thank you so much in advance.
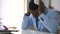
left=22, top=0, right=58, bottom=34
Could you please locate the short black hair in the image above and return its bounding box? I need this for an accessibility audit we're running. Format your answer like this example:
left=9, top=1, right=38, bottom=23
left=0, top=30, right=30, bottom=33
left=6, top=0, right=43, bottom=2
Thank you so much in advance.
left=29, top=0, right=39, bottom=10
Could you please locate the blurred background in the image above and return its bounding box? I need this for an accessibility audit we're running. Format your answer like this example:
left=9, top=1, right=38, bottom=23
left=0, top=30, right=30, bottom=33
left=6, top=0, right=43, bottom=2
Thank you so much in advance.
left=0, top=0, right=60, bottom=34
left=0, top=0, right=24, bottom=34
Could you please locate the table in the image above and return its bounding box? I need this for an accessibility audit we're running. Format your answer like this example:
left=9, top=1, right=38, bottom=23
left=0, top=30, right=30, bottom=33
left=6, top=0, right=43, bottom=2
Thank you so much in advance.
left=0, top=30, right=19, bottom=34
left=22, top=29, right=56, bottom=34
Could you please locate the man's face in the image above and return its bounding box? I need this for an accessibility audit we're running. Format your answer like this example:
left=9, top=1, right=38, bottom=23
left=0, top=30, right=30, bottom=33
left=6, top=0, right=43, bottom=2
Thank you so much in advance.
left=29, top=0, right=44, bottom=18
left=31, top=9, right=39, bottom=18
left=31, top=9, right=38, bottom=14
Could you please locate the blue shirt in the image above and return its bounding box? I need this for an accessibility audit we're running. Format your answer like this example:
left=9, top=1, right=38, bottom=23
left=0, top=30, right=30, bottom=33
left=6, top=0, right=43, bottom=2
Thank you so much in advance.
left=22, top=8, right=58, bottom=33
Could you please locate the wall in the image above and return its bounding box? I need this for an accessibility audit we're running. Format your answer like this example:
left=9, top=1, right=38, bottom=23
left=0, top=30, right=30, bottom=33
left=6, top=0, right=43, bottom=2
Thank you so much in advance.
left=1, top=0, right=24, bottom=34
left=0, top=0, right=1, bottom=19
left=51, top=0, right=60, bottom=11
left=27, top=0, right=50, bottom=8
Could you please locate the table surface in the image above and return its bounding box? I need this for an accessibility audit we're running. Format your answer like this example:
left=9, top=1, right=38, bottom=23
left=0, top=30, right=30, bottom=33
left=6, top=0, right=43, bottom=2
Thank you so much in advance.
left=22, top=29, right=56, bottom=34
left=0, top=30, right=19, bottom=32
left=22, top=26, right=60, bottom=34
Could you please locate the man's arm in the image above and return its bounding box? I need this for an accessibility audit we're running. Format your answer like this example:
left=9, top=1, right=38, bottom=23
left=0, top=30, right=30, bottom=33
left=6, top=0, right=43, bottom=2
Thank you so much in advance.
left=44, top=10, right=58, bottom=33
left=22, top=7, right=32, bottom=29
left=22, top=14, right=33, bottom=30
left=22, top=14, right=30, bottom=30
left=39, top=10, right=58, bottom=33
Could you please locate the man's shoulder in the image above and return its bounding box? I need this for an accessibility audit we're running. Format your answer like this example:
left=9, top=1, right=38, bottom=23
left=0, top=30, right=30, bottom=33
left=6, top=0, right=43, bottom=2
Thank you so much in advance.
left=45, top=7, right=58, bottom=14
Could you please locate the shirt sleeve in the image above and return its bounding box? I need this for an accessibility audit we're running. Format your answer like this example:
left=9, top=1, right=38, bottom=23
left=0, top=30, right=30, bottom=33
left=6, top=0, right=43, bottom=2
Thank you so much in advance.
left=39, top=10, right=58, bottom=33
left=22, top=14, right=33, bottom=30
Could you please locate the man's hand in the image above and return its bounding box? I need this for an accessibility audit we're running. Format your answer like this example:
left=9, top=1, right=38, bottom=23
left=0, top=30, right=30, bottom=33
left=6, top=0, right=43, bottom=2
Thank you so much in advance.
left=25, top=9, right=31, bottom=16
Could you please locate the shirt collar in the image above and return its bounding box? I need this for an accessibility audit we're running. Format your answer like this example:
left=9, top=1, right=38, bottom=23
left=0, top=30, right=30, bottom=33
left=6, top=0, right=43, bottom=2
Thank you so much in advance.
left=30, top=7, right=48, bottom=20
left=30, top=13, right=44, bottom=20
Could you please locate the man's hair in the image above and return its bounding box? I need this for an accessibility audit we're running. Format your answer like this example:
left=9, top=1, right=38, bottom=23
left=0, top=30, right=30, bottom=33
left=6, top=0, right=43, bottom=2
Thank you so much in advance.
left=29, top=0, right=39, bottom=10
